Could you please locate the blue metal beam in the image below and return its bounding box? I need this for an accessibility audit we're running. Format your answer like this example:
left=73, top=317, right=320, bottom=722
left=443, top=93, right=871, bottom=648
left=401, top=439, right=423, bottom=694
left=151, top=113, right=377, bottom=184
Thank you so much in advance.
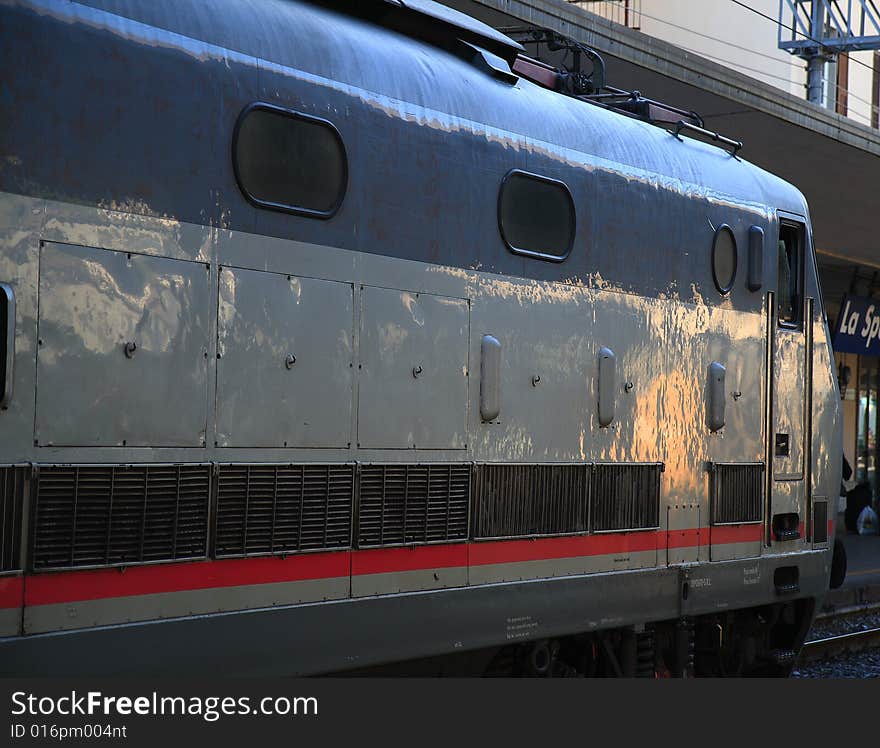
left=779, top=0, right=880, bottom=55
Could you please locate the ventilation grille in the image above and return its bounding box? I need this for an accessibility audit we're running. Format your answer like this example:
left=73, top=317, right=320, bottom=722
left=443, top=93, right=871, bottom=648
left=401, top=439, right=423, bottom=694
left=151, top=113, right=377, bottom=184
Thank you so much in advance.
left=357, top=464, right=470, bottom=547
left=813, top=499, right=828, bottom=544
left=591, top=463, right=662, bottom=532
left=215, top=464, right=354, bottom=557
left=1, top=466, right=26, bottom=572
left=473, top=464, right=590, bottom=539
left=710, top=463, right=764, bottom=525
left=32, top=465, right=210, bottom=570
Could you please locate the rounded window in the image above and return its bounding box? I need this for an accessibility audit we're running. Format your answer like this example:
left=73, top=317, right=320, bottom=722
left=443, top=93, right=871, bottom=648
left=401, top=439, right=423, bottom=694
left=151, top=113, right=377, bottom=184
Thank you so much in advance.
left=712, top=224, right=737, bottom=294
left=233, top=103, right=347, bottom=219
left=498, top=170, right=575, bottom=262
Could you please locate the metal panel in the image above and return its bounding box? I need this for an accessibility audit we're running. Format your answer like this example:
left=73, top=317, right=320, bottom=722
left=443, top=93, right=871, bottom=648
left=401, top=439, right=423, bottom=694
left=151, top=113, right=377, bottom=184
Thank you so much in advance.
left=591, top=292, right=666, bottom=463
left=358, top=287, right=469, bottom=449
left=216, top=268, right=354, bottom=448
left=768, top=480, right=806, bottom=548
left=665, top=303, right=765, bottom=563
left=0, top=193, right=42, bottom=459
left=773, top=327, right=806, bottom=477
left=31, top=464, right=210, bottom=570
left=35, top=242, right=210, bottom=447
left=214, top=464, right=354, bottom=557
left=472, top=463, right=589, bottom=539
left=469, top=277, right=592, bottom=462
left=667, top=504, right=703, bottom=565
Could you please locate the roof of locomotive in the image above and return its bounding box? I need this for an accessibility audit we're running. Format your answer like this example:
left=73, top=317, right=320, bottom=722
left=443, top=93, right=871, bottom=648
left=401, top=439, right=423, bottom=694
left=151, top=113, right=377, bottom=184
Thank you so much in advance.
left=60, top=0, right=810, bottom=221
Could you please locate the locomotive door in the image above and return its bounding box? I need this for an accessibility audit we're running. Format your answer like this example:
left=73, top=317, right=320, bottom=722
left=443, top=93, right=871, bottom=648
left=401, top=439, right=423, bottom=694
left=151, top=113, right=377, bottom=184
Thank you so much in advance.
left=767, top=216, right=811, bottom=547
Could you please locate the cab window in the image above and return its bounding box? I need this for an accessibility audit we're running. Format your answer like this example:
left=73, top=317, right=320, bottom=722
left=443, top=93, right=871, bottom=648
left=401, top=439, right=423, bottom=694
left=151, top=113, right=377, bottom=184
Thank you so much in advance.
left=777, top=222, right=803, bottom=326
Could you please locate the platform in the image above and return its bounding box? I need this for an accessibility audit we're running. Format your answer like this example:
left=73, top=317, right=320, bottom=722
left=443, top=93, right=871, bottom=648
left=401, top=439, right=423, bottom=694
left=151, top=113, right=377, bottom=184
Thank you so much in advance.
left=822, top=528, right=880, bottom=612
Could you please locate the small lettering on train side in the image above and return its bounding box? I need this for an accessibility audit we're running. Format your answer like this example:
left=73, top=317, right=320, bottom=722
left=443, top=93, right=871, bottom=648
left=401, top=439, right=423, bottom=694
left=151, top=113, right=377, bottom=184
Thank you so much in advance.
left=506, top=616, right=539, bottom=640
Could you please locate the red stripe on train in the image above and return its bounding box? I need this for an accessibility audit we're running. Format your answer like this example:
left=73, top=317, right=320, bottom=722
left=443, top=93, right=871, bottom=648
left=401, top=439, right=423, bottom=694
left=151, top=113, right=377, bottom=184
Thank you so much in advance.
left=710, top=524, right=764, bottom=544
left=24, top=552, right=350, bottom=606
left=0, top=575, right=24, bottom=609
left=352, top=544, right=467, bottom=576
left=13, top=523, right=801, bottom=608
left=468, top=531, right=660, bottom=566
left=664, top=528, right=702, bottom=549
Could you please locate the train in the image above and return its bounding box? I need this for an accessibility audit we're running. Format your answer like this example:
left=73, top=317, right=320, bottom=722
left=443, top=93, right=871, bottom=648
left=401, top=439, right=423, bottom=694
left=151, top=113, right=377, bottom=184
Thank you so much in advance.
left=0, top=0, right=843, bottom=676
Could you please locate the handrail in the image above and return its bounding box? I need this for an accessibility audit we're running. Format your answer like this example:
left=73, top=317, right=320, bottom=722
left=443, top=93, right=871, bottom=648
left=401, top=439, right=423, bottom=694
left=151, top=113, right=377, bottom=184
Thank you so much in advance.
left=0, top=283, right=14, bottom=409
left=672, top=120, right=743, bottom=156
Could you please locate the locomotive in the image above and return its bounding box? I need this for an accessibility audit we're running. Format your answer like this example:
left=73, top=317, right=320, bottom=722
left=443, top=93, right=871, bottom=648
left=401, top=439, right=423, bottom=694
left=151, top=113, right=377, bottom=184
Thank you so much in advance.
left=0, top=0, right=841, bottom=676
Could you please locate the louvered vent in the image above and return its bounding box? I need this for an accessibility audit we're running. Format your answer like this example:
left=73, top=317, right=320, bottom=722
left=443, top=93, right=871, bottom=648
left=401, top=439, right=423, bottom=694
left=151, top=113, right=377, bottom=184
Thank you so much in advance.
left=473, top=464, right=590, bottom=539
left=813, top=499, right=828, bottom=544
left=591, top=463, right=662, bottom=532
left=1, top=466, right=26, bottom=572
left=710, top=463, right=764, bottom=525
left=357, top=464, right=470, bottom=547
left=215, top=464, right=354, bottom=557
left=32, top=465, right=210, bottom=570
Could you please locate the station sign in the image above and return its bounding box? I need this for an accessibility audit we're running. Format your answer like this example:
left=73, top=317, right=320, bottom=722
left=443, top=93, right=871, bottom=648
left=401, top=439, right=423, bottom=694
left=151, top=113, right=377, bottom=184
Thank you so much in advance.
left=833, top=294, right=880, bottom=356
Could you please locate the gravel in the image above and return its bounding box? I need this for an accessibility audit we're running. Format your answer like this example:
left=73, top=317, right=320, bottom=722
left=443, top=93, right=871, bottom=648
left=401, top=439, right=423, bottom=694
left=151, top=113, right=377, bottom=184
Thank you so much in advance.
left=791, top=649, right=880, bottom=678
left=807, top=608, right=880, bottom=640
left=790, top=607, right=880, bottom=678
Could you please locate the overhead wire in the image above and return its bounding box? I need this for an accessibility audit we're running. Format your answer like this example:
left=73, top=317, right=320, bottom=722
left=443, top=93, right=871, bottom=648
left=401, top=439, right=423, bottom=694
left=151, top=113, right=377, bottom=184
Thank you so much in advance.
left=727, top=0, right=879, bottom=77
left=677, top=43, right=877, bottom=123
left=604, top=3, right=806, bottom=70
left=573, top=1, right=879, bottom=121
left=725, top=0, right=880, bottom=120
left=671, top=43, right=878, bottom=122
left=674, top=42, right=801, bottom=84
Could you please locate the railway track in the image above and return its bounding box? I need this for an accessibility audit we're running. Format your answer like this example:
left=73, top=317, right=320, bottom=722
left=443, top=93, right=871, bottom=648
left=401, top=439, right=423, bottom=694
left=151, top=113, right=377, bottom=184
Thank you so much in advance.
left=799, top=626, right=880, bottom=664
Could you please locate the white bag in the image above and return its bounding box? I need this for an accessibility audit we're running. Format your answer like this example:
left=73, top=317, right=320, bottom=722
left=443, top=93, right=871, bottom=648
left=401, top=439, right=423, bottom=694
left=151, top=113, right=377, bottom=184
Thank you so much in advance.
left=857, top=505, right=879, bottom=536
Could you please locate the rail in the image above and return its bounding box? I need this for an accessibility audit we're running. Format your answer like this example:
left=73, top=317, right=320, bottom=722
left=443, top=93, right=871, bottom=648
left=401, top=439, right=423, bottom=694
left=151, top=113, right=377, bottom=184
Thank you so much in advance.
left=799, top=626, right=880, bottom=663
left=672, top=120, right=743, bottom=156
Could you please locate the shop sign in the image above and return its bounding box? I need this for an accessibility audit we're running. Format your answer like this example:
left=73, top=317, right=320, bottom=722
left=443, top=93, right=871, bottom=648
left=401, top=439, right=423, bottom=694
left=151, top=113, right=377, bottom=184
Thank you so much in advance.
left=833, top=294, right=880, bottom=355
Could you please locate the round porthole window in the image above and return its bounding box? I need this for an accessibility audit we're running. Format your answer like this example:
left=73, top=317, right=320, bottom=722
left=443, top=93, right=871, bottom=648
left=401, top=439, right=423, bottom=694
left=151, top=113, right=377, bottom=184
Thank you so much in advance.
left=712, top=224, right=737, bottom=295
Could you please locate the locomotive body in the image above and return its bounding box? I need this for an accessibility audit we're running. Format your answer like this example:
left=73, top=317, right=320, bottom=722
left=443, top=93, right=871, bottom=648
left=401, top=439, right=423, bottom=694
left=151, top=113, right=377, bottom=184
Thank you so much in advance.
left=0, top=0, right=840, bottom=675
